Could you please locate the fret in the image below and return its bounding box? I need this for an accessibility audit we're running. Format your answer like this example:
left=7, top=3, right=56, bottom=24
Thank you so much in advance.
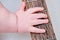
left=22, top=0, right=57, bottom=40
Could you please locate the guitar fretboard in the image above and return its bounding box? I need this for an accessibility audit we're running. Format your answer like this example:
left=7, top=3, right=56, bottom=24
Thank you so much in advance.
left=22, top=0, right=57, bottom=40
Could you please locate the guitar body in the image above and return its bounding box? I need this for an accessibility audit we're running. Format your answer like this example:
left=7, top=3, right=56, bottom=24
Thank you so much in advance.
left=22, top=0, right=57, bottom=40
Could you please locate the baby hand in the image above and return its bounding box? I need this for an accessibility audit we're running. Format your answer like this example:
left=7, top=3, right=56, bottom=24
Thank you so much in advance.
left=16, top=2, right=48, bottom=33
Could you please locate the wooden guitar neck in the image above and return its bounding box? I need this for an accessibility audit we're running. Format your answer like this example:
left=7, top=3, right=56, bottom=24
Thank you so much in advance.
left=22, top=0, right=57, bottom=40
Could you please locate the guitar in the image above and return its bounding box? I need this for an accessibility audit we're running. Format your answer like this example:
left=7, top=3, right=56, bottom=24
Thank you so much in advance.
left=22, top=0, right=57, bottom=40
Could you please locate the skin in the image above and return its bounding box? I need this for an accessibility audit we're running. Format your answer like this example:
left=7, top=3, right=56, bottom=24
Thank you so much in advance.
left=0, top=2, right=49, bottom=33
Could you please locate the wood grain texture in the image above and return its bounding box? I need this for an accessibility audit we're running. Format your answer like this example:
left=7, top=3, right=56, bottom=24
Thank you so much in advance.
left=22, top=0, right=57, bottom=40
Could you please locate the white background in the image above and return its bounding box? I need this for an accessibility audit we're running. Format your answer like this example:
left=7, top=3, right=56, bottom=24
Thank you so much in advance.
left=0, top=0, right=60, bottom=40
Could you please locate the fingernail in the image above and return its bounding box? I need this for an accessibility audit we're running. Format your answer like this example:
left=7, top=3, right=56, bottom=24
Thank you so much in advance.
left=42, top=29, right=45, bottom=32
left=40, top=29, right=46, bottom=33
left=40, top=7, right=44, bottom=10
